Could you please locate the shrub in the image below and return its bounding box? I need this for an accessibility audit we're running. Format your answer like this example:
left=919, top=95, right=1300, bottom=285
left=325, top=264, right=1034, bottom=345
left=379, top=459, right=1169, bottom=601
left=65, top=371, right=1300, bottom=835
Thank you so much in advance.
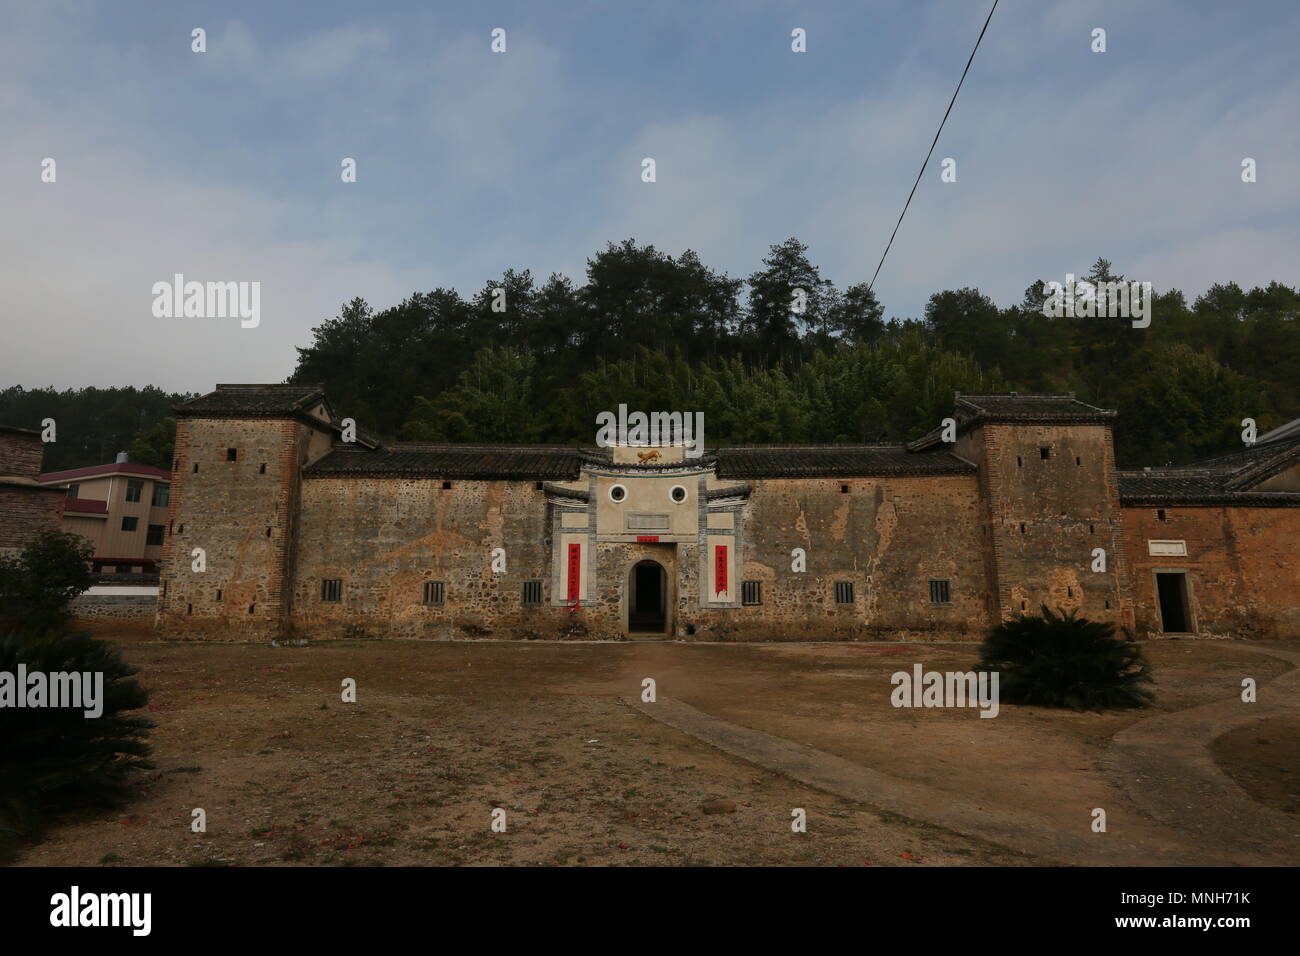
left=0, top=630, right=153, bottom=859
left=0, top=530, right=93, bottom=634
left=977, top=606, right=1154, bottom=710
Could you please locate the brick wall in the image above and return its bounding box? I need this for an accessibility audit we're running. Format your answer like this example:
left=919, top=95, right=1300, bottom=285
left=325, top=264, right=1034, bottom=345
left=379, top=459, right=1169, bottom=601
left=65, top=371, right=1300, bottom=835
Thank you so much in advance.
left=156, top=417, right=305, bottom=640
left=1123, top=505, right=1300, bottom=638
left=0, top=482, right=66, bottom=553
left=0, top=430, right=45, bottom=479
left=969, top=423, right=1130, bottom=628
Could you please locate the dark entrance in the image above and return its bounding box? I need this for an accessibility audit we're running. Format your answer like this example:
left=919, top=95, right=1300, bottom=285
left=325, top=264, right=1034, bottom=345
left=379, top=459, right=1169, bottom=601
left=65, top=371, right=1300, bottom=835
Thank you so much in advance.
left=629, top=560, right=667, bottom=633
left=1155, top=572, right=1192, bottom=633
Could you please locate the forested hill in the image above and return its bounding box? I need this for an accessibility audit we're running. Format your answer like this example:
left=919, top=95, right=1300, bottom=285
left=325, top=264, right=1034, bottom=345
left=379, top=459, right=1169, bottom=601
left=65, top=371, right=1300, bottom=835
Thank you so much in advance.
left=3, top=238, right=1298, bottom=471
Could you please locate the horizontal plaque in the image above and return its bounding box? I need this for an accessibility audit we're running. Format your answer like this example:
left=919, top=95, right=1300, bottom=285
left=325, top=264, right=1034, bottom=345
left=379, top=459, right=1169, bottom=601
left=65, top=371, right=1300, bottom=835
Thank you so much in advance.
left=1148, top=539, right=1188, bottom=557
left=626, top=513, right=670, bottom=531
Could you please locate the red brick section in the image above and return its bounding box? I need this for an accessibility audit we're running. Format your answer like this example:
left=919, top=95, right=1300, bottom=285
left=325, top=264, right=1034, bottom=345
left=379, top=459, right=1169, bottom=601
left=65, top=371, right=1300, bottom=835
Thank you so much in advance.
left=1122, top=504, right=1300, bottom=639
left=0, top=483, right=65, bottom=550
left=0, top=430, right=45, bottom=479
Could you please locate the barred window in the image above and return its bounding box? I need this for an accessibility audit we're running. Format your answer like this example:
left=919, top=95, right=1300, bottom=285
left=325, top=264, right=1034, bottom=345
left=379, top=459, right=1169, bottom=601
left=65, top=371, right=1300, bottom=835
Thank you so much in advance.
left=321, top=579, right=343, bottom=602
left=928, top=579, right=951, bottom=605
left=834, top=581, right=854, bottom=604
left=742, top=580, right=763, bottom=606
left=522, top=580, right=543, bottom=605
left=423, top=581, right=445, bottom=606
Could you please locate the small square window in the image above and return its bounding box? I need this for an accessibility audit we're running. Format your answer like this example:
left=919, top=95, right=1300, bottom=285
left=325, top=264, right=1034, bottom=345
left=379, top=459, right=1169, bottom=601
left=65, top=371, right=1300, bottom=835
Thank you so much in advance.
left=259, top=463, right=267, bottom=474
left=66, top=483, right=80, bottom=498
left=1039, top=446, right=1051, bottom=460
left=442, top=481, right=453, bottom=490
left=226, top=448, right=237, bottom=462
left=834, top=581, right=854, bottom=604
left=1156, top=509, right=1167, bottom=521
left=742, top=581, right=763, bottom=606
left=840, top=484, right=849, bottom=494
left=522, top=580, right=543, bottom=605
left=535, top=482, right=544, bottom=491
left=321, top=579, right=343, bottom=602
left=423, top=581, right=445, bottom=606
left=121, top=516, right=138, bottom=532
left=928, top=579, right=951, bottom=604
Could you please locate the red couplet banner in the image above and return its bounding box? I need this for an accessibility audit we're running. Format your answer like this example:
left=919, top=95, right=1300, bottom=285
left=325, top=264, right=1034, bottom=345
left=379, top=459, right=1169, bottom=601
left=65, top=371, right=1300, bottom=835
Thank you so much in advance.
left=567, top=543, right=581, bottom=606
left=714, top=544, right=728, bottom=596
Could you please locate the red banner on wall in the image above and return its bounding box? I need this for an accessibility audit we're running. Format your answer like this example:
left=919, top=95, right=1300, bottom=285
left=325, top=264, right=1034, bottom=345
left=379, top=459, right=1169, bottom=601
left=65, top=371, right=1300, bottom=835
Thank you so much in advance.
left=714, top=544, right=728, bottom=596
left=567, top=543, right=581, bottom=608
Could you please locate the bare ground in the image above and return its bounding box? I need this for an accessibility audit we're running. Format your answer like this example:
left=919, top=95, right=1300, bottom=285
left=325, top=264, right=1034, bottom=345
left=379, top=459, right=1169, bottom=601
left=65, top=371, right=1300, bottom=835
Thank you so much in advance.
left=9, top=634, right=1295, bottom=867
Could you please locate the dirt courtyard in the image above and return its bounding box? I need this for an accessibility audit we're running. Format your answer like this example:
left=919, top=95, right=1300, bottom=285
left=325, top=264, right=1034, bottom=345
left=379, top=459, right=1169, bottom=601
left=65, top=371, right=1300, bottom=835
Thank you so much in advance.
left=11, top=633, right=1297, bottom=867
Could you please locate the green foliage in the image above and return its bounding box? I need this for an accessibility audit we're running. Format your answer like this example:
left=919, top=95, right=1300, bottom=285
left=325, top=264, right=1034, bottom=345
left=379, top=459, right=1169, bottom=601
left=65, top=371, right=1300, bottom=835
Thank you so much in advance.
left=128, top=416, right=176, bottom=470
left=977, top=607, right=1154, bottom=710
left=0, top=630, right=153, bottom=858
left=0, top=385, right=192, bottom=472
left=0, top=530, right=93, bottom=635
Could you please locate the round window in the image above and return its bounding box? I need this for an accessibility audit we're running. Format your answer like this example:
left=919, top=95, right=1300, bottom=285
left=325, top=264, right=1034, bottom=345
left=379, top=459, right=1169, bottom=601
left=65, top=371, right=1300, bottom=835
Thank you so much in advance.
left=670, top=485, right=688, bottom=503
left=609, top=484, right=627, bottom=502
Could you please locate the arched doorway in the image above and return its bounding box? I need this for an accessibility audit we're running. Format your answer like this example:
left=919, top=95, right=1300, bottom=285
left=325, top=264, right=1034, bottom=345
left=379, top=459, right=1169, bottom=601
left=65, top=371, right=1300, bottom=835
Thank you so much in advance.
left=628, top=559, right=668, bottom=633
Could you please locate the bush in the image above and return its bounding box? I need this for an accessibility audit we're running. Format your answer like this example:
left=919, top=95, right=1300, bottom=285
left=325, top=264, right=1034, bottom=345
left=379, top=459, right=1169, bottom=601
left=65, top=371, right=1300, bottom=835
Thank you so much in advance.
left=977, top=606, right=1154, bottom=710
left=0, top=530, right=93, bottom=634
left=0, top=630, right=153, bottom=859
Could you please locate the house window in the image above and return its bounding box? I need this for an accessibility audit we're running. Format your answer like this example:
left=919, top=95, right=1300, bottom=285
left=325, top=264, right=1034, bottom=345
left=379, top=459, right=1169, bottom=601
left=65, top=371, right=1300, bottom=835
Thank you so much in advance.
left=226, top=448, right=237, bottom=462
left=442, top=481, right=453, bottom=490
left=840, top=484, right=849, bottom=494
left=522, top=580, right=543, bottom=605
left=834, top=581, right=854, bottom=604
left=151, top=484, right=169, bottom=507
left=928, top=579, right=951, bottom=605
left=125, top=479, right=143, bottom=502
left=608, top=484, right=627, bottom=502
left=146, top=524, right=165, bottom=546
left=1016, top=456, right=1023, bottom=467
left=535, top=482, right=544, bottom=491
left=320, top=579, right=343, bottom=602
left=1075, top=456, right=1081, bottom=466
left=121, top=516, right=138, bottom=532
left=216, top=589, right=223, bottom=601
left=1156, top=509, right=1167, bottom=521
left=670, top=485, right=688, bottom=503
left=1019, top=522, right=1026, bottom=534
left=423, top=581, right=446, bottom=606
left=1039, top=446, right=1051, bottom=460
left=66, top=483, right=80, bottom=498
left=742, top=581, right=763, bottom=606
left=259, top=463, right=267, bottom=474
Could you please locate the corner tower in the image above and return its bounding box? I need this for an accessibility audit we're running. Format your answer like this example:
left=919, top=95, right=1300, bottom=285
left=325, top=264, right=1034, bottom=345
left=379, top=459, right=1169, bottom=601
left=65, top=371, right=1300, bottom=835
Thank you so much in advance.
left=156, top=384, right=350, bottom=640
left=913, top=393, right=1134, bottom=631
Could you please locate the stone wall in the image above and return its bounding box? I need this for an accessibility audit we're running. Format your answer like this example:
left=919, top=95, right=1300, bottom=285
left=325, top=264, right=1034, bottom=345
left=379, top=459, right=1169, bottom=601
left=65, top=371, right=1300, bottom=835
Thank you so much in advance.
left=962, top=422, right=1131, bottom=629
left=156, top=417, right=309, bottom=640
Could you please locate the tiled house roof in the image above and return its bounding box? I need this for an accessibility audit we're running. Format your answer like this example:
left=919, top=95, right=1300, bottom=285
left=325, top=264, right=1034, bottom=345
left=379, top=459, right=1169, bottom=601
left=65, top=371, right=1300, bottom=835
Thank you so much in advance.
left=1118, top=434, right=1300, bottom=506
left=176, top=384, right=328, bottom=418
left=909, top=392, right=1116, bottom=450
left=305, top=444, right=584, bottom=480
left=714, top=445, right=974, bottom=479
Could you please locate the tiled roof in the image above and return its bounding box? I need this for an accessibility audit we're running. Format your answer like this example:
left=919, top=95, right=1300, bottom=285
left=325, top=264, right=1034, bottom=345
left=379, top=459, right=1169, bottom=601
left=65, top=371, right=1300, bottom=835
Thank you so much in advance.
left=176, top=384, right=327, bottom=417
left=714, top=445, right=974, bottom=479
left=39, top=462, right=170, bottom=483
left=1118, top=434, right=1300, bottom=505
left=0, top=425, right=42, bottom=437
left=305, top=444, right=584, bottom=480
left=908, top=392, right=1116, bottom=450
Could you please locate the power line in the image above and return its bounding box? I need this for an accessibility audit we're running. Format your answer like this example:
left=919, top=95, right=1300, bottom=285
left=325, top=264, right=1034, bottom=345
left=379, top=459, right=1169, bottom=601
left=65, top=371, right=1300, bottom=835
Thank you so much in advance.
left=867, top=0, right=1000, bottom=294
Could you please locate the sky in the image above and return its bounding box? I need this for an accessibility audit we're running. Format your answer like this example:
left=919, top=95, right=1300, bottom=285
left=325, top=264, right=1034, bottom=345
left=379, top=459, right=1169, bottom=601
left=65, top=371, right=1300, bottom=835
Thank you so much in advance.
left=2, top=0, right=1298, bottom=393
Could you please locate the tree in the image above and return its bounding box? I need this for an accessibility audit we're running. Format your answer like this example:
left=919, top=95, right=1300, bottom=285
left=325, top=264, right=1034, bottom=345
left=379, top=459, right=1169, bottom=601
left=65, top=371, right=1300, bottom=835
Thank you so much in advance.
left=128, top=417, right=176, bottom=470
left=0, top=530, right=93, bottom=634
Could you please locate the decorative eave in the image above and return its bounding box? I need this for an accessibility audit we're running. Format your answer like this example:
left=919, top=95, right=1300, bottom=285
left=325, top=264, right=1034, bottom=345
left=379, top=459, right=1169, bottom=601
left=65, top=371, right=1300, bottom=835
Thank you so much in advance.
left=703, top=484, right=752, bottom=502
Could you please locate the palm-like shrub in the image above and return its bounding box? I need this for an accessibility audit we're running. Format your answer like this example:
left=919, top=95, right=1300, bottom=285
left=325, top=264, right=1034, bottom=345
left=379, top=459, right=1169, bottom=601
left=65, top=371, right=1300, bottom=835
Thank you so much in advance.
left=0, top=631, right=153, bottom=858
left=977, top=606, right=1154, bottom=710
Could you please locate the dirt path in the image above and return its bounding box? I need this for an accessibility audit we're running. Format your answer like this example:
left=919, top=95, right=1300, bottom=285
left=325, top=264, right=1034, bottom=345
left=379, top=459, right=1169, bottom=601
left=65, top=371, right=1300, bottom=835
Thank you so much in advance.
left=1105, top=643, right=1300, bottom=862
